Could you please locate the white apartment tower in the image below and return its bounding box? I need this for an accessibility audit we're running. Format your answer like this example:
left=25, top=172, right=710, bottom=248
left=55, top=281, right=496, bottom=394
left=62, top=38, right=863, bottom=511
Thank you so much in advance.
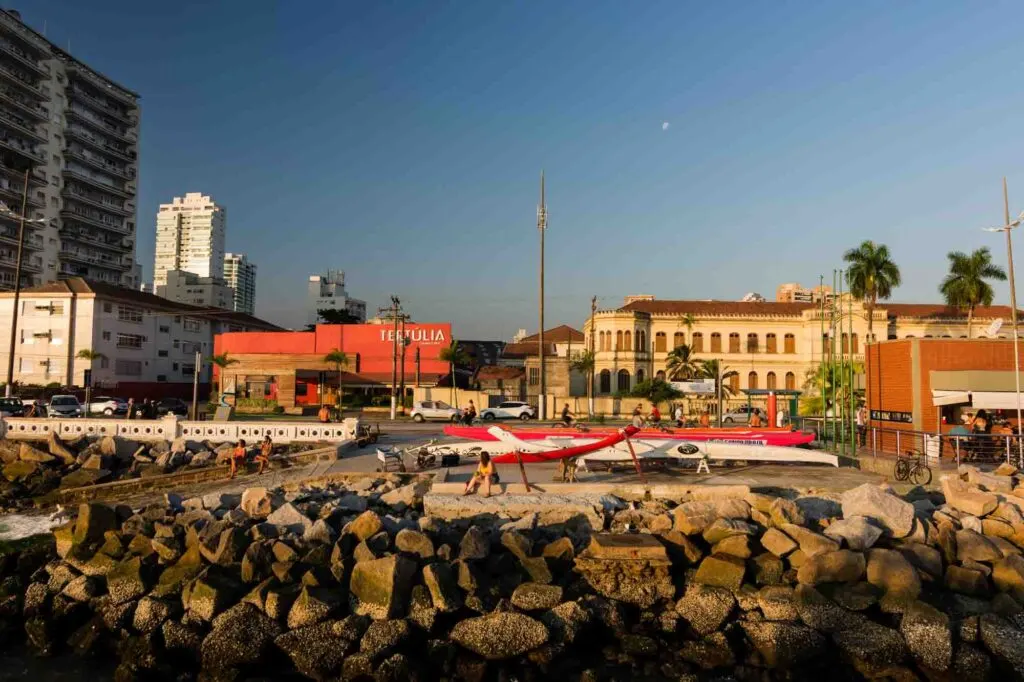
left=223, top=252, right=256, bottom=315
left=154, top=192, right=225, bottom=286
left=0, top=10, right=141, bottom=291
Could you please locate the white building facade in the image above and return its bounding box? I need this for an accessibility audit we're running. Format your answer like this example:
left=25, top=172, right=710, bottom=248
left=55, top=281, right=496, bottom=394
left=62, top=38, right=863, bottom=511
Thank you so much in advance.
left=307, top=270, right=366, bottom=324
left=154, top=192, right=225, bottom=286
left=154, top=269, right=233, bottom=310
left=0, top=9, right=141, bottom=291
left=223, top=252, right=256, bottom=315
left=0, top=278, right=277, bottom=390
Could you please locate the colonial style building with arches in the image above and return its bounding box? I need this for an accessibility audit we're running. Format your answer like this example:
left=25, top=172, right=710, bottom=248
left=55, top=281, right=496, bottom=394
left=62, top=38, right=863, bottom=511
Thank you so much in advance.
left=584, top=295, right=1017, bottom=400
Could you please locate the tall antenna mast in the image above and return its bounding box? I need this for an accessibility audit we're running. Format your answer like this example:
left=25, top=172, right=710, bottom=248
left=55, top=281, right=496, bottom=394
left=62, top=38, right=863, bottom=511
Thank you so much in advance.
left=537, top=171, right=547, bottom=420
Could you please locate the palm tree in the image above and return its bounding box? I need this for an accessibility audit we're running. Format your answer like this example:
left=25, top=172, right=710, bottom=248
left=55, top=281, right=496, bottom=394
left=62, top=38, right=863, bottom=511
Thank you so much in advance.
left=678, top=313, right=696, bottom=336
left=697, top=358, right=739, bottom=397
left=209, top=353, right=239, bottom=397
left=803, top=359, right=864, bottom=416
left=76, top=349, right=106, bottom=416
left=438, top=340, right=470, bottom=406
left=940, top=247, right=1007, bottom=338
left=843, top=240, right=902, bottom=339
left=323, top=349, right=349, bottom=409
left=569, top=350, right=595, bottom=416
left=665, top=344, right=701, bottom=381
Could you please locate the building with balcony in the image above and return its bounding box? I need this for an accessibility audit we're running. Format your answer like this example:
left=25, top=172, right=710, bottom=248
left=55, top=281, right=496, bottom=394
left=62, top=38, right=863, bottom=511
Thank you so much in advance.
left=583, top=295, right=1021, bottom=404
left=307, top=269, right=366, bottom=324
left=775, top=282, right=833, bottom=303
left=154, top=269, right=234, bottom=310
left=223, top=252, right=256, bottom=315
left=154, top=192, right=225, bottom=287
left=0, top=277, right=278, bottom=396
left=0, top=9, right=140, bottom=291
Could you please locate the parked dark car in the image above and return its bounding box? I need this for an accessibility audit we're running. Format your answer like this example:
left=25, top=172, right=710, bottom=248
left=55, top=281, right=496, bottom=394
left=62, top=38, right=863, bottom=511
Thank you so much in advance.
left=0, top=397, right=24, bottom=417
left=155, top=397, right=189, bottom=417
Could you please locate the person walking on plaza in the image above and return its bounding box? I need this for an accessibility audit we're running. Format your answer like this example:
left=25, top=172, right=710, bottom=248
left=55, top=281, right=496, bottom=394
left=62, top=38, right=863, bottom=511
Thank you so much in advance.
left=776, top=407, right=787, bottom=428
left=126, top=397, right=135, bottom=420
left=856, top=403, right=868, bottom=446
left=228, top=439, right=247, bottom=480
left=255, top=435, right=272, bottom=475
left=674, top=404, right=684, bottom=428
left=561, top=403, right=574, bottom=427
left=462, top=450, right=497, bottom=498
left=631, top=403, right=645, bottom=429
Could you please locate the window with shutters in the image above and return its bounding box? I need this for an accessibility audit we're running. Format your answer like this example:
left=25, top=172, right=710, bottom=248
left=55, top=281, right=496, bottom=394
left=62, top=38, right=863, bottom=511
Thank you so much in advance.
left=746, top=333, right=758, bottom=353
left=710, top=333, right=721, bottom=353
left=655, top=332, right=667, bottom=352
left=729, top=333, right=740, bottom=353
left=692, top=332, right=703, bottom=353
left=766, top=372, right=777, bottom=390
left=748, top=371, right=758, bottom=390
left=784, top=334, right=796, bottom=354
left=766, top=333, right=777, bottom=354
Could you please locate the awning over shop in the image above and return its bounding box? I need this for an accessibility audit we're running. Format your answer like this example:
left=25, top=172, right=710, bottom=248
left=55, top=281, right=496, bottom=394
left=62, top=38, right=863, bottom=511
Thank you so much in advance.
left=931, top=390, right=970, bottom=406
left=967, top=391, right=1024, bottom=410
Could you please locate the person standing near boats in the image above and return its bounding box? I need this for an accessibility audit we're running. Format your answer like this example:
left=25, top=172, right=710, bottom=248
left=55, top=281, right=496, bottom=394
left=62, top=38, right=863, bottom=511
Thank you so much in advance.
left=631, top=404, right=645, bottom=429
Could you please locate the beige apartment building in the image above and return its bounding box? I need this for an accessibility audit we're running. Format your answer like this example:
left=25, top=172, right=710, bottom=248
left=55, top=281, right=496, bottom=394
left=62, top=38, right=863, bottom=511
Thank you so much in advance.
left=583, top=295, right=1018, bottom=400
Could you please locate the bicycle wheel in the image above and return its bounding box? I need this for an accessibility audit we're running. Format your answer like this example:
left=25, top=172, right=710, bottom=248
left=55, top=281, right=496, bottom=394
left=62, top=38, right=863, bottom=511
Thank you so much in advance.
left=893, top=458, right=910, bottom=481
left=910, top=464, right=932, bottom=486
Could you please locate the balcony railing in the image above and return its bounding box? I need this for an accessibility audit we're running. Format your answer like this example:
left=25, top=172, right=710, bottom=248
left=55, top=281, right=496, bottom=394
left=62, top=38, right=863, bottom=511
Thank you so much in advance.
left=68, top=84, right=135, bottom=124
left=63, top=188, right=131, bottom=216
left=0, top=253, right=41, bottom=272
left=0, top=62, right=41, bottom=98
left=63, top=148, right=133, bottom=180
left=64, top=125, right=136, bottom=163
left=0, top=183, right=41, bottom=209
left=0, top=108, right=44, bottom=143
left=0, top=40, right=46, bottom=77
left=60, top=209, right=129, bottom=233
left=0, top=135, right=41, bottom=163
left=65, top=107, right=135, bottom=147
left=61, top=229, right=131, bottom=253
left=0, top=87, right=46, bottom=121
left=62, top=168, right=132, bottom=199
left=59, top=248, right=131, bottom=270
left=0, top=230, right=42, bottom=249
left=65, top=63, right=137, bottom=108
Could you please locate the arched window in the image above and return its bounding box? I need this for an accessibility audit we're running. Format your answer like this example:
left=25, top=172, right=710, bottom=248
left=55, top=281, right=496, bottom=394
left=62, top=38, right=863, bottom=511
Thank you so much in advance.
left=599, top=369, right=611, bottom=394
left=624, top=330, right=632, bottom=351
left=636, top=369, right=645, bottom=384
left=746, top=333, right=759, bottom=353
left=784, top=333, right=795, bottom=353
left=598, top=332, right=604, bottom=351
left=729, top=333, right=740, bottom=353
left=766, top=372, right=777, bottom=390
left=694, top=332, right=705, bottom=352
left=766, top=333, right=777, bottom=354
left=851, top=333, right=859, bottom=353
left=673, top=332, right=685, bottom=348
left=655, top=332, right=667, bottom=352
left=617, top=369, right=630, bottom=392
left=785, top=372, right=796, bottom=390
left=748, top=371, right=758, bottom=390
left=655, top=370, right=666, bottom=381
left=616, top=330, right=623, bottom=350
left=729, top=374, right=739, bottom=393
left=905, top=335, right=915, bottom=339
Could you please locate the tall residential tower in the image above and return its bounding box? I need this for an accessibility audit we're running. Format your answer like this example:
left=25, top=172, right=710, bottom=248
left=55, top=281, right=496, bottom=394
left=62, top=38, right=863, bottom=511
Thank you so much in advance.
left=223, top=252, right=256, bottom=315
left=153, top=192, right=225, bottom=286
left=0, top=9, right=140, bottom=290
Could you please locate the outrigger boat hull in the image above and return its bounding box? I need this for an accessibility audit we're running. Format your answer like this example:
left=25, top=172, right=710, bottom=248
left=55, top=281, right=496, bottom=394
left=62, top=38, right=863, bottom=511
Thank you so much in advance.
left=443, top=425, right=814, bottom=447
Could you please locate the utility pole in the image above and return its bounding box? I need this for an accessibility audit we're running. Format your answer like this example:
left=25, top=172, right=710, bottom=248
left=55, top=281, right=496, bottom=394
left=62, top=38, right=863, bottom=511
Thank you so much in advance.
left=381, top=296, right=401, bottom=420
left=819, top=274, right=825, bottom=442
left=399, top=316, right=408, bottom=415
left=5, top=169, right=29, bottom=397
left=1004, top=178, right=1024, bottom=466
left=537, top=171, right=547, bottom=420
left=190, top=350, right=201, bottom=420
left=415, top=347, right=421, bottom=388
left=589, top=295, right=597, bottom=416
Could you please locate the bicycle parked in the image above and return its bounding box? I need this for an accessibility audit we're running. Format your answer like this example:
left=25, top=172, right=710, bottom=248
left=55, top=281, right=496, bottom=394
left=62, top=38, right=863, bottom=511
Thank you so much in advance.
left=894, top=450, right=932, bottom=485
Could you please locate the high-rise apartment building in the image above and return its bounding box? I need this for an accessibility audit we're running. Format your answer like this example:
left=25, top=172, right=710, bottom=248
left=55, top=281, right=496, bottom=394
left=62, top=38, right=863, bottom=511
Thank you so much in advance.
left=0, top=10, right=141, bottom=291
left=307, top=270, right=366, bottom=324
left=776, top=282, right=833, bottom=303
left=153, top=192, right=225, bottom=286
left=223, top=252, right=256, bottom=315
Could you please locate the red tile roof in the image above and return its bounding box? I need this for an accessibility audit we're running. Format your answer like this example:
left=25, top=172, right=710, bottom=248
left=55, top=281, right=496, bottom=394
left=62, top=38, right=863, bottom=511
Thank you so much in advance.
left=882, top=303, right=1019, bottom=320
left=475, top=365, right=525, bottom=382
left=515, top=325, right=584, bottom=344
left=619, top=300, right=815, bottom=316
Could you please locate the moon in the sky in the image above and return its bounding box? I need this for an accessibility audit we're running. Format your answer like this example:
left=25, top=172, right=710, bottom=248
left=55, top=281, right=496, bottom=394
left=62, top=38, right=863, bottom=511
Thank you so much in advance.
left=662, top=121, right=670, bottom=131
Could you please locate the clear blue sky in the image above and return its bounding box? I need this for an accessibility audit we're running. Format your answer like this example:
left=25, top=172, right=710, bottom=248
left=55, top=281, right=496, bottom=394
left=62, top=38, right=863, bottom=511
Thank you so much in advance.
left=19, top=1, right=1024, bottom=338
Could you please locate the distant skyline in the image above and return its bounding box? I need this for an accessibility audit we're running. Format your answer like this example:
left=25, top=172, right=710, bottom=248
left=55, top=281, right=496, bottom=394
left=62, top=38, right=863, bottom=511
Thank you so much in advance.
left=20, top=1, right=1024, bottom=339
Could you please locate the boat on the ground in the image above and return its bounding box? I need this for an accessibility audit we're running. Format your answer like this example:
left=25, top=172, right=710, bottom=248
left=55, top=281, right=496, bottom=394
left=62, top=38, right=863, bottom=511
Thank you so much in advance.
left=443, top=423, right=814, bottom=447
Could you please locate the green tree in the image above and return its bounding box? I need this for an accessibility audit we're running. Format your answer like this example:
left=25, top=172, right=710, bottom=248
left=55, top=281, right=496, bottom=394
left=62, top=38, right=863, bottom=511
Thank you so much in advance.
left=76, top=349, right=106, bottom=416
left=665, top=344, right=701, bottom=381
left=323, top=349, right=349, bottom=408
left=939, top=247, right=1007, bottom=339
left=843, top=240, right=902, bottom=339
left=438, top=340, right=470, bottom=406
left=802, top=359, right=864, bottom=416
left=569, top=349, right=595, bottom=416
left=317, top=308, right=362, bottom=324
left=697, top=358, right=739, bottom=397
left=209, top=353, right=239, bottom=395
left=629, top=379, right=683, bottom=407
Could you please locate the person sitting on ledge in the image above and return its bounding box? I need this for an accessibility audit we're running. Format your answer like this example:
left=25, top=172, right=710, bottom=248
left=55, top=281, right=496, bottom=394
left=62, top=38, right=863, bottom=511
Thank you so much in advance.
left=463, top=451, right=498, bottom=498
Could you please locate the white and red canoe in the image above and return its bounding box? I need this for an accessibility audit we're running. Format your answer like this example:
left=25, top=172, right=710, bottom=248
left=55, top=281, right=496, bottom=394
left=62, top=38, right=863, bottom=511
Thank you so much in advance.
left=487, top=426, right=640, bottom=463
left=444, top=424, right=814, bottom=447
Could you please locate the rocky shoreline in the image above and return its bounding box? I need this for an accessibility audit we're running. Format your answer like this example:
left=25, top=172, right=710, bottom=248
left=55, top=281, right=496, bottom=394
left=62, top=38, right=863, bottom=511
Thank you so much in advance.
left=0, top=464, right=1023, bottom=680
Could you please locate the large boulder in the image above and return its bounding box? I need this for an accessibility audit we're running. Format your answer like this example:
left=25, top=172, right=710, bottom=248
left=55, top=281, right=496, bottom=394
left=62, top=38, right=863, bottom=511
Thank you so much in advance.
left=832, top=620, right=909, bottom=672
left=274, top=618, right=365, bottom=681
left=201, top=602, right=283, bottom=672
left=422, top=563, right=462, bottom=612
left=824, top=516, right=883, bottom=551
left=957, top=529, right=1003, bottom=563
left=240, top=487, right=274, bottom=518
left=942, top=476, right=998, bottom=517
left=701, top=518, right=758, bottom=545
left=266, top=503, right=313, bottom=535
left=865, top=548, right=921, bottom=607
left=675, top=584, right=735, bottom=635
left=742, top=621, right=827, bottom=669
left=459, top=526, right=490, bottom=560
left=395, top=529, right=434, bottom=559
left=693, top=553, right=745, bottom=591
left=287, top=586, right=342, bottom=629
left=347, top=511, right=384, bottom=542
left=900, top=600, right=951, bottom=671
left=792, top=584, right=862, bottom=633
left=450, top=612, right=548, bottom=660
left=761, top=528, right=798, bottom=557
left=106, top=557, right=148, bottom=605
left=993, top=554, right=1024, bottom=593
left=979, top=613, right=1024, bottom=675
left=72, top=503, right=118, bottom=545
left=18, top=443, right=55, bottom=463
left=511, top=583, right=563, bottom=611
left=350, top=555, right=416, bottom=620
left=797, top=550, right=865, bottom=585
left=781, top=524, right=839, bottom=557
left=841, top=484, right=915, bottom=537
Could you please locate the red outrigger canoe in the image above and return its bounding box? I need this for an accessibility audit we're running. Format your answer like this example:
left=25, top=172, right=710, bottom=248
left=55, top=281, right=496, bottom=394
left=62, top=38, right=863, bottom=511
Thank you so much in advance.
left=444, top=424, right=814, bottom=447
left=489, top=426, right=641, bottom=463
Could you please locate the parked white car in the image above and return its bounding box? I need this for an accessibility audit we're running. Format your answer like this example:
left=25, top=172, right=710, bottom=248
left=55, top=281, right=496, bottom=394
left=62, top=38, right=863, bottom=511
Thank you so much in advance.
left=409, top=400, right=461, bottom=423
left=88, top=396, right=128, bottom=416
left=48, top=395, right=83, bottom=418
left=480, top=401, right=536, bottom=421
left=722, top=405, right=767, bottom=424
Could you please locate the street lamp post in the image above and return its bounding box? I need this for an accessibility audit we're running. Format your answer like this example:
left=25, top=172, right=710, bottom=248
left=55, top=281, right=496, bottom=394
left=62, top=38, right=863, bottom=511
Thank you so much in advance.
left=983, top=178, right=1024, bottom=466
left=2, top=172, right=47, bottom=397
